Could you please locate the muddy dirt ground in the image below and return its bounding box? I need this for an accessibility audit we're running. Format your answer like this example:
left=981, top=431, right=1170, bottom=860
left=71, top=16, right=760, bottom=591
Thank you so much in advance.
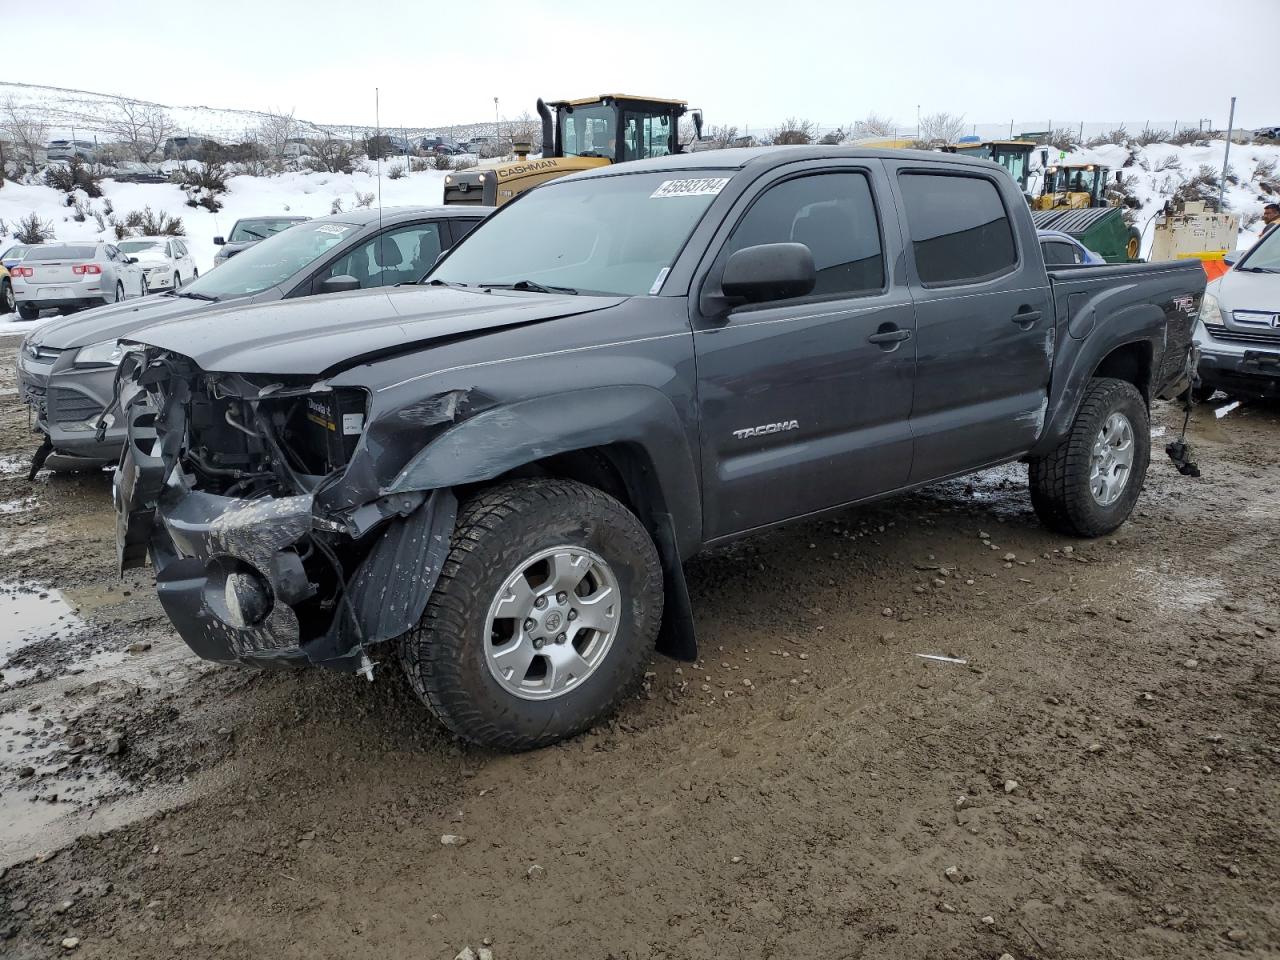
left=0, top=333, right=1276, bottom=960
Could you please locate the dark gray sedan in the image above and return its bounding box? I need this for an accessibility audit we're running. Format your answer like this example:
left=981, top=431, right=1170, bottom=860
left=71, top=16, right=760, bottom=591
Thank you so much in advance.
left=17, top=205, right=490, bottom=473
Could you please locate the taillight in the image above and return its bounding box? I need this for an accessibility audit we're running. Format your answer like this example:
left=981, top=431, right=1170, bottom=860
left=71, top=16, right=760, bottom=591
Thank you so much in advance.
left=13, top=266, right=33, bottom=278
left=72, top=264, right=103, bottom=275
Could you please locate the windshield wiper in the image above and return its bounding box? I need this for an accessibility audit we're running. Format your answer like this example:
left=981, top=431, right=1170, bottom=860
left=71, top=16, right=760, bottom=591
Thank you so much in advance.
left=480, top=279, right=578, bottom=295
left=180, top=291, right=219, bottom=301
left=238, top=229, right=266, bottom=241
left=1235, top=265, right=1280, bottom=273
left=425, top=278, right=468, bottom=287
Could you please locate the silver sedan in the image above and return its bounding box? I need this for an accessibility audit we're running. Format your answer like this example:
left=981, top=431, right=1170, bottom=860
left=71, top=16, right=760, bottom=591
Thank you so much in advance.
left=11, top=241, right=146, bottom=321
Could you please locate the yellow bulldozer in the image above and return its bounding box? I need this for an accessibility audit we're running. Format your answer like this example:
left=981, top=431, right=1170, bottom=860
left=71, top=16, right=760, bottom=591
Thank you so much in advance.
left=443, top=94, right=702, bottom=207
left=1033, top=162, right=1114, bottom=210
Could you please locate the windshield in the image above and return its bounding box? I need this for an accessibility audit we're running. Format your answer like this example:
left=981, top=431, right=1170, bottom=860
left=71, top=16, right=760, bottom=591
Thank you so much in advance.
left=184, top=222, right=358, bottom=299
left=1048, top=166, right=1099, bottom=195
left=118, top=240, right=165, bottom=255
left=559, top=105, right=617, bottom=159
left=27, top=245, right=97, bottom=260
left=229, top=218, right=304, bottom=243
left=431, top=171, right=728, bottom=296
left=1237, top=224, right=1280, bottom=272
left=993, top=148, right=1029, bottom=186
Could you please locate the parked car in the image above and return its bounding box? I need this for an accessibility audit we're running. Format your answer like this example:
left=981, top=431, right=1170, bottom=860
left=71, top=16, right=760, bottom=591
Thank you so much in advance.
left=1253, top=126, right=1280, bottom=141
left=46, top=139, right=97, bottom=163
left=282, top=138, right=312, bottom=159
left=467, top=135, right=511, bottom=158
left=117, top=236, right=198, bottom=292
left=1, top=264, right=13, bottom=314
left=422, top=136, right=462, bottom=155
left=213, top=216, right=309, bottom=266
left=107, top=161, right=168, bottom=184
left=1037, top=229, right=1105, bottom=266
left=111, top=147, right=1204, bottom=750
left=11, top=241, right=145, bottom=320
left=163, top=136, right=219, bottom=161
left=18, top=206, right=490, bottom=473
left=1195, top=226, right=1280, bottom=398
left=1, top=243, right=29, bottom=271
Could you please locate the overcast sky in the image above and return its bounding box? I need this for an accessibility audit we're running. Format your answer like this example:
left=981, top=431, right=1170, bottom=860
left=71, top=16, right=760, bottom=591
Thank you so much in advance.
left=6, top=0, right=1276, bottom=131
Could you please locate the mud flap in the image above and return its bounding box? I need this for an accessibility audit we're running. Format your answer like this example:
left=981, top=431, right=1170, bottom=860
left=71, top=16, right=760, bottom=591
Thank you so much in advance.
left=652, top=511, right=697, bottom=662
left=338, top=488, right=458, bottom=654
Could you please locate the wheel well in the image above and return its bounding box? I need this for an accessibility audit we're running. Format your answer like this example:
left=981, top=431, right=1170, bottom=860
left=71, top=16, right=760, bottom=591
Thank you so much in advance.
left=1093, top=341, right=1152, bottom=403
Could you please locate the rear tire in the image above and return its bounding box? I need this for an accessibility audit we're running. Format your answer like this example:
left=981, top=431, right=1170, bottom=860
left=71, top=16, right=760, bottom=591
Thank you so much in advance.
left=1, top=280, right=13, bottom=314
left=174, top=272, right=181, bottom=289
left=17, top=302, right=38, bottom=321
left=1029, top=377, right=1150, bottom=537
left=399, top=478, right=663, bottom=751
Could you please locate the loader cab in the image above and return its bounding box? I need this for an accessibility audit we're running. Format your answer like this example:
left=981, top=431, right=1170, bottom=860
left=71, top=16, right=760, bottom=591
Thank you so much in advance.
left=551, top=95, right=693, bottom=164
left=1036, top=163, right=1110, bottom=209
left=942, top=140, right=1034, bottom=191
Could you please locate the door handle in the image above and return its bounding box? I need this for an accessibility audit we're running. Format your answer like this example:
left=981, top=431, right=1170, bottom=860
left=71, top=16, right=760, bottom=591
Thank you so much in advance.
left=867, top=328, right=912, bottom=345
left=1012, top=309, right=1042, bottom=325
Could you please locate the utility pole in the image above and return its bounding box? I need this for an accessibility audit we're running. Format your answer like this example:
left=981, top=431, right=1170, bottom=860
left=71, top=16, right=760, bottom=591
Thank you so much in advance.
left=916, top=104, right=921, bottom=138
left=1219, top=96, right=1236, bottom=212
left=494, top=97, right=500, bottom=140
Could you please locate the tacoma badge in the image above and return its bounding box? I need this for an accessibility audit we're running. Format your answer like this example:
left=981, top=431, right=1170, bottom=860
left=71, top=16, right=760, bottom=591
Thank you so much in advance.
left=732, top=420, right=800, bottom=440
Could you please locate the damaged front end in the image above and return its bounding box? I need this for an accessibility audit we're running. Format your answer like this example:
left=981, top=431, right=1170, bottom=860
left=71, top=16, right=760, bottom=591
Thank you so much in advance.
left=112, top=349, right=456, bottom=674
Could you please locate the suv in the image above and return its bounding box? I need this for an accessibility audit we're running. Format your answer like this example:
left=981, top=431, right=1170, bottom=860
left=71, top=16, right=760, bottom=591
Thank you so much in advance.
left=213, top=216, right=310, bottom=266
left=1195, top=225, right=1280, bottom=398
left=114, top=147, right=1203, bottom=750
left=46, top=139, right=97, bottom=163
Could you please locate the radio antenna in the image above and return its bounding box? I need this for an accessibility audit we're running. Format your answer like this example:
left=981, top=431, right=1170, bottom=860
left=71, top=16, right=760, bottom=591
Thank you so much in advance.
left=375, top=87, right=384, bottom=279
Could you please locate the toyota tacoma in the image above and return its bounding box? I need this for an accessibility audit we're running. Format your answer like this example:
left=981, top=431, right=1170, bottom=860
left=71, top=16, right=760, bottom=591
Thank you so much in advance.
left=112, top=147, right=1205, bottom=749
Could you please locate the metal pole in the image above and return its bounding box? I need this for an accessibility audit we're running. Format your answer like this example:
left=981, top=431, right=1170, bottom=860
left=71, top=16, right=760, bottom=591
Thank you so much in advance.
left=1219, top=96, right=1236, bottom=211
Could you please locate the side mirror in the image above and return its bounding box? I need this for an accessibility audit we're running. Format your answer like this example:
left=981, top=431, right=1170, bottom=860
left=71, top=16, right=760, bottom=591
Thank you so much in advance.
left=127, top=256, right=139, bottom=264
left=212, top=236, right=225, bottom=246
left=1223, top=251, right=1240, bottom=266
left=319, top=274, right=361, bottom=294
left=721, top=243, right=815, bottom=304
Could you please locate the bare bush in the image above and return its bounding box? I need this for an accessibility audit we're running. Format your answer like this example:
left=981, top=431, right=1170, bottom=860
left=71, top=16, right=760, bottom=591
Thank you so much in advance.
left=854, top=113, right=896, bottom=138
left=1, top=98, right=47, bottom=173
left=15, top=211, right=54, bottom=244
left=1046, top=128, right=1079, bottom=152
left=93, top=209, right=107, bottom=233
left=702, top=125, right=739, bottom=149
left=1242, top=211, right=1261, bottom=229
left=173, top=162, right=229, bottom=211
left=433, top=153, right=454, bottom=170
left=104, top=97, right=172, bottom=161
left=1154, top=155, right=1182, bottom=173
left=1167, top=128, right=1201, bottom=146
left=1174, top=164, right=1226, bottom=208
left=1086, top=127, right=1129, bottom=148
left=409, top=157, right=431, bottom=172
left=918, top=112, right=966, bottom=143
left=771, top=118, right=815, bottom=145
left=387, top=164, right=406, bottom=180
left=71, top=198, right=90, bottom=222
left=44, top=155, right=105, bottom=198
left=1252, top=157, right=1276, bottom=183
left=355, top=191, right=375, bottom=209
left=1135, top=128, right=1171, bottom=147
left=454, top=156, right=477, bottom=171
left=305, top=138, right=358, bottom=174
left=330, top=198, right=343, bottom=214
left=257, top=110, right=299, bottom=159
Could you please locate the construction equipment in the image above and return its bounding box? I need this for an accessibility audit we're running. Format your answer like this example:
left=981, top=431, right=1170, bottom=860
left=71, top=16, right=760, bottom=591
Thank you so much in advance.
left=941, top=140, right=1035, bottom=192
left=444, top=94, right=702, bottom=207
left=1148, top=200, right=1239, bottom=279
left=1030, top=207, right=1142, bottom=263
left=1033, top=162, right=1113, bottom=210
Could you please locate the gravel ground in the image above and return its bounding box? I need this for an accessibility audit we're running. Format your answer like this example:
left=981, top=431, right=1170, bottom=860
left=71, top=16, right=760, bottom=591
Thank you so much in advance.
left=0, top=333, right=1276, bottom=959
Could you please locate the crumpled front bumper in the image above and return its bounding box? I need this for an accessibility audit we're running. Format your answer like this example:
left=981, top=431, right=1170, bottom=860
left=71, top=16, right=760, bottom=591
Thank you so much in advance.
left=113, top=388, right=457, bottom=673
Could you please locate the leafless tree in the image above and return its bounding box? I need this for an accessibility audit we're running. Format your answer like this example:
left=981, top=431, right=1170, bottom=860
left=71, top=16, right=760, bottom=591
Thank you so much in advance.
left=918, top=112, right=966, bottom=143
left=854, top=112, right=896, bottom=138
left=104, top=97, right=172, bottom=161
left=1, top=97, right=48, bottom=173
left=703, top=124, right=740, bottom=148
left=506, top=111, right=541, bottom=152
left=258, top=109, right=300, bottom=158
left=771, top=117, right=816, bottom=145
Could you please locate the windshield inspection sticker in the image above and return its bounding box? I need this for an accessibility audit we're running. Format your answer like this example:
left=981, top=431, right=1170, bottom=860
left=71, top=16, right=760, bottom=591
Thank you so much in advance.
left=314, top=224, right=349, bottom=236
left=650, top=177, right=730, bottom=199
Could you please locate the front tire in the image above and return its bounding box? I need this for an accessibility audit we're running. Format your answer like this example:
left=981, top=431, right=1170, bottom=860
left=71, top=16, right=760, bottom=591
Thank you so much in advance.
left=114, top=281, right=125, bottom=303
left=399, top=478, right=664, bottom=750
left=17, top=302, right=38, bottom=321
left=1029, top=377, right=1150, bottom=537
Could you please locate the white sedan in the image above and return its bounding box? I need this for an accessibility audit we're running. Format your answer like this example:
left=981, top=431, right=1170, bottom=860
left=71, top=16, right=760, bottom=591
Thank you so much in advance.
left=117, top=236, right=199, bottom=292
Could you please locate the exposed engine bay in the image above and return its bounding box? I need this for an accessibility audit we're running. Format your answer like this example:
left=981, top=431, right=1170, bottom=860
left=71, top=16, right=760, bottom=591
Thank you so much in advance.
left=111, top=348, right=457, bottom=674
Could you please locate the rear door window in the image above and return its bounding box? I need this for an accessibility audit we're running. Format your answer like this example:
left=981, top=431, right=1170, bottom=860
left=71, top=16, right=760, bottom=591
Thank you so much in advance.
left=722, top=171, right=885, bottom=299
left=321, top=222, right=444, bottom=288
left=898, top=173, right=1018, bottom=285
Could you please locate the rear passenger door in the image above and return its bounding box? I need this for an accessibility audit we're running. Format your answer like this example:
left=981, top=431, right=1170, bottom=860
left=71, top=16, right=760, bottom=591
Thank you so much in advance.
left=693, top=161, right=917, bottom=541
left=887, top=165, right=1052, bottom=483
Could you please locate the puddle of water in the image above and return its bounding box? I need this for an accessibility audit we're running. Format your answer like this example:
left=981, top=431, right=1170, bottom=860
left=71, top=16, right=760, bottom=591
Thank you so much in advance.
left=0, top=454, right=29, bottom=476
left=0, top=581, right=85, bottom=663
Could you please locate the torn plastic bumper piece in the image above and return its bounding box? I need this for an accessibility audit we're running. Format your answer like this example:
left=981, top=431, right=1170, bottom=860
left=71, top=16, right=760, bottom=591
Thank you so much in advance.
left=141, top=485, right=457, bottom=672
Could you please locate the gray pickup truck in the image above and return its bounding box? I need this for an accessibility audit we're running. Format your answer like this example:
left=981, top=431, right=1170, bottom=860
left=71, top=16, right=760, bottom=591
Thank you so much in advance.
left=112, top=147, right=1204, bottom=750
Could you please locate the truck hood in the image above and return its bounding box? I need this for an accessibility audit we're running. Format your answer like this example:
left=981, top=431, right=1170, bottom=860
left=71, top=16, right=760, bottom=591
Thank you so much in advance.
left=30, top=293, right=222, bottom=351
left=128, top=285, right=626, bottom=376
left=1212, top=269, right=1280, bottom=312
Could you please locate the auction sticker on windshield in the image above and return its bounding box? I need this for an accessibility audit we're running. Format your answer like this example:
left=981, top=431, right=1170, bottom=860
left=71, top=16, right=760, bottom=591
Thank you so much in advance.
left=650, top=178, right=730, bottom=199
left=315, top=225, right=352, bottom=236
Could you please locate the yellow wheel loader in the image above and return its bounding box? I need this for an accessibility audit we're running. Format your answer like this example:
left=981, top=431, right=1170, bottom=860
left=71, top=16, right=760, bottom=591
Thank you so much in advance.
left=443, top=94, right=702, bottom=207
